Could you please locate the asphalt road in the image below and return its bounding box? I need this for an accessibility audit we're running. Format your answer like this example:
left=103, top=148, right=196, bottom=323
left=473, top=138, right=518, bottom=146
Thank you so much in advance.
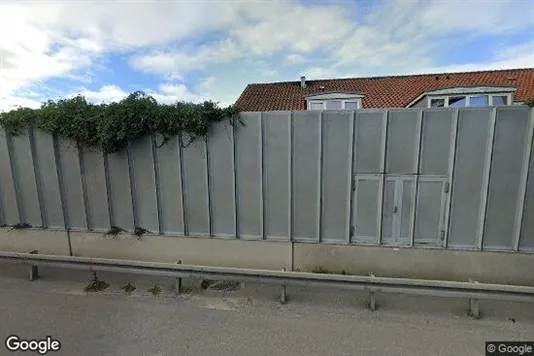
left=0, top=264, right=533, bottom=356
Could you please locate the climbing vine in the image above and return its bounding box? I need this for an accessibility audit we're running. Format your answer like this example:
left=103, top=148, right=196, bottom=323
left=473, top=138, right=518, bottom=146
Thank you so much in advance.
left=0, top=91, right=241, bottom=153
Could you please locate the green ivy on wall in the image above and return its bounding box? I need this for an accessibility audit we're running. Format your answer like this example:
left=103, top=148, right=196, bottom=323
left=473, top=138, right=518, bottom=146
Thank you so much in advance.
left=0, top=91, right=241, bottom=153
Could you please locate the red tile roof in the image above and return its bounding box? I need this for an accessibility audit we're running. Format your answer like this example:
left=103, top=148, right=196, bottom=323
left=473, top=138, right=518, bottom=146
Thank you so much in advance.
left=235, top=68, right=534, bottom=111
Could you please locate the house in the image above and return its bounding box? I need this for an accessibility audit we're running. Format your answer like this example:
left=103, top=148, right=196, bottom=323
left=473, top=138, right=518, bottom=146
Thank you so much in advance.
left=235, top=68, right=534, bottom=111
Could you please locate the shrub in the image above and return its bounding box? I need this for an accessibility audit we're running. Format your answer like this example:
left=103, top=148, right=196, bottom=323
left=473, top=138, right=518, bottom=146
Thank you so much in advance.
left=0, top=92, right=241, bottom=153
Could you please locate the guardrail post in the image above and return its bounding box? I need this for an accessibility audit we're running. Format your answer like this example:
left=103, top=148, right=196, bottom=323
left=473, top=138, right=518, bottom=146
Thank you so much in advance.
left=29, top=250, right=39, bottom=281
left=369, top=291, right=377, bottom=311
left=175, top=260, right=182, bottom=294
left=369, top=274, right=377, bottom=311
left=280, top=268, right=287, bottom=304
left=469, top=279, right=480, bottom=319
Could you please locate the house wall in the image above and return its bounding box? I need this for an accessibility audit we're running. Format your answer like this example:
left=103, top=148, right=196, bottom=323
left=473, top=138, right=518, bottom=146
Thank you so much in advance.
left=411, top=96, right=428, bottom=108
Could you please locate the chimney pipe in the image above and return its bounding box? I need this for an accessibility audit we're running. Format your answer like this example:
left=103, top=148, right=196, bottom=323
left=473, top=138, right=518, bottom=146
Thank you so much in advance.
left=300, top=76, right=306, bottom=88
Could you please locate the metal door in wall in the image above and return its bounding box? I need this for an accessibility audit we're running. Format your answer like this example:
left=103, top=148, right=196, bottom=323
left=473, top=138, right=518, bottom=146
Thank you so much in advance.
left=352, top=174, right=382, bottom=244
left=414, top=176, right=448, bottom=246
left=353, top=174, right=448, bottom=246
left=381, top=175, right=415, bottom=245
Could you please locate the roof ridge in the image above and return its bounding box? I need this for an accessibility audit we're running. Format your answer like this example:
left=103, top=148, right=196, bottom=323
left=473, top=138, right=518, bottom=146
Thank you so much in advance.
left=247, top=67, right=534, bottom=86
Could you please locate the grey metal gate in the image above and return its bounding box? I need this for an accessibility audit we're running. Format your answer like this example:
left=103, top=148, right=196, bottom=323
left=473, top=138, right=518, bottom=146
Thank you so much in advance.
left=352, top=174, right=381, bottom=244
left=381, top=175, right=414, bottom=245
left=352, top=174, right=448, bottom=246
left=414, top=176, right=448, bottom=246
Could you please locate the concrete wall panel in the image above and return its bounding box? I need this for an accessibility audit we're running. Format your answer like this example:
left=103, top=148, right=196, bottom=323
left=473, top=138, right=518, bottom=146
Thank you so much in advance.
left=0, top=132, right=19, bottom=225
left=71, top=231, right=291, bottom=270
left=0, top=228, right=71, bottom=255
left=208, top=122, right=236, bottom=237
left=234, top=113, right=263, bottom=239
left=321, top=111, right=353, bottom=242
left=448, top=109, right=492, bottom=248
left=420, top=109, right=453, bottom=175
left=131, top=136, right=159, bottom=233
left=182, top=136, right=210, bottom=236
left=263, top=112, right=291, bottom=240
left=155, top=135, right=184, bottom=235
left=484, top=107, right=530, bottom=249
left=34, top=132, right=64, bottom=229
left=80, top=148, right=109, bottom=231
left=386, top=110, right=419, bottom=174
left=518, top=110, right=534, bottom=252
left=293, top=243, right=534, bottom=286
left=520, top=128, right=534, bottom=251
left=354, top=111, right=384, bottom=173
left=11, top=131, right=41, bottom=226
left=58, top=141, right=86, bottom=230
left=107, top=150, right=135, bottom=231
left=292, top=112, right=321, bottom=241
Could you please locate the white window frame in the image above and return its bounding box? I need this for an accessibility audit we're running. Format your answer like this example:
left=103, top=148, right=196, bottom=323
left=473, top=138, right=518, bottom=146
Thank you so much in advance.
left=306, top=92, right=364, bottom=110
left=309, top=102, right=326, bottom=110
left=428, top=93, right=512, bottom=108
left=343, top=100, right=361, bottom=110
left=307, top=99, right=362, bottom=110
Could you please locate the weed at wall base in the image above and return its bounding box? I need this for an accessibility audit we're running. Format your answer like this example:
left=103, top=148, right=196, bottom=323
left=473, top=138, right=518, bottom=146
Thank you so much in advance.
left=121, top=282, right=136, bottom=294
left=84, top=272, right=109, bottom=293
left=311, top=266, right=351, bottom=275
left=148, top=284, right=162, bottom=296
left=105, top=226, right=125, bottom=237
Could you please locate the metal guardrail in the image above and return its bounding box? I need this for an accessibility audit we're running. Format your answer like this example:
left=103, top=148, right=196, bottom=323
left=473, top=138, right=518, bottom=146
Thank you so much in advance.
left=1, top=251, right=534, bottom=318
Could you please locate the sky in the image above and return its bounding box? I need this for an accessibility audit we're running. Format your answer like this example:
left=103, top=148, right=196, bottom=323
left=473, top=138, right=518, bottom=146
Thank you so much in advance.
left=0, top=0, right=533, bottom=111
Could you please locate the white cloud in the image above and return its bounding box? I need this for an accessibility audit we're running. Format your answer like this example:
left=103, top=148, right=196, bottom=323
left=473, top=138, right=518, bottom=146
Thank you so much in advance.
left=0, top=76, right=230, bottom=111
left=0, top=0, right=239, bottom=110
left=417, top=0, right=534, bottom=35
left=361, top=0, right=534, bottom=40
left=303, top=0, right=534, bottom=79
left=0, top=95, right=42, bottom=112
left=198, top=76, right=215, bottom=92
left=150, top=77, right=234, bottom=107
left=419, top=41, right=534, bottom=74
left=230, top=1, right=353, bottom=55
left=11, top=1, right=238, bottom=50
left=0, top=2, right=95, bottom=110
left=129, top=0, right=534, bottom=84
left=130, top=1, right=355, bottom=77
left=495, top=41, right=534, bottom=64
left=286, top=54, right=306, bottom=65
left=66, top=76, right=222, bottom=107
left=149, top=84, right=204, bottom=104
left=77, top=85, right=128, bottom=104
left=1, top=0, right=533, bottom=112
left=334, top=26, right=424, bottom=68
left=131, top=39, right=241, bottom=79
left=302, top=66, right=341, bottom=80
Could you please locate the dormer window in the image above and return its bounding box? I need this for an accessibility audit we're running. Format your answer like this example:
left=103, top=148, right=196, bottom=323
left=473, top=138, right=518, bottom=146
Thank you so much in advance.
left=424, top=86, right=515, bottom=108
left=306, top=92, right=363, bottom=110
left=429, top=94, right=509, bottom=107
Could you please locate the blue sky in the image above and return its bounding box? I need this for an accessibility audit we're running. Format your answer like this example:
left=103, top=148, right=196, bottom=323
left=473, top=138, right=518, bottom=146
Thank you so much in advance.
left=1, top=0, right=533, bottom=111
